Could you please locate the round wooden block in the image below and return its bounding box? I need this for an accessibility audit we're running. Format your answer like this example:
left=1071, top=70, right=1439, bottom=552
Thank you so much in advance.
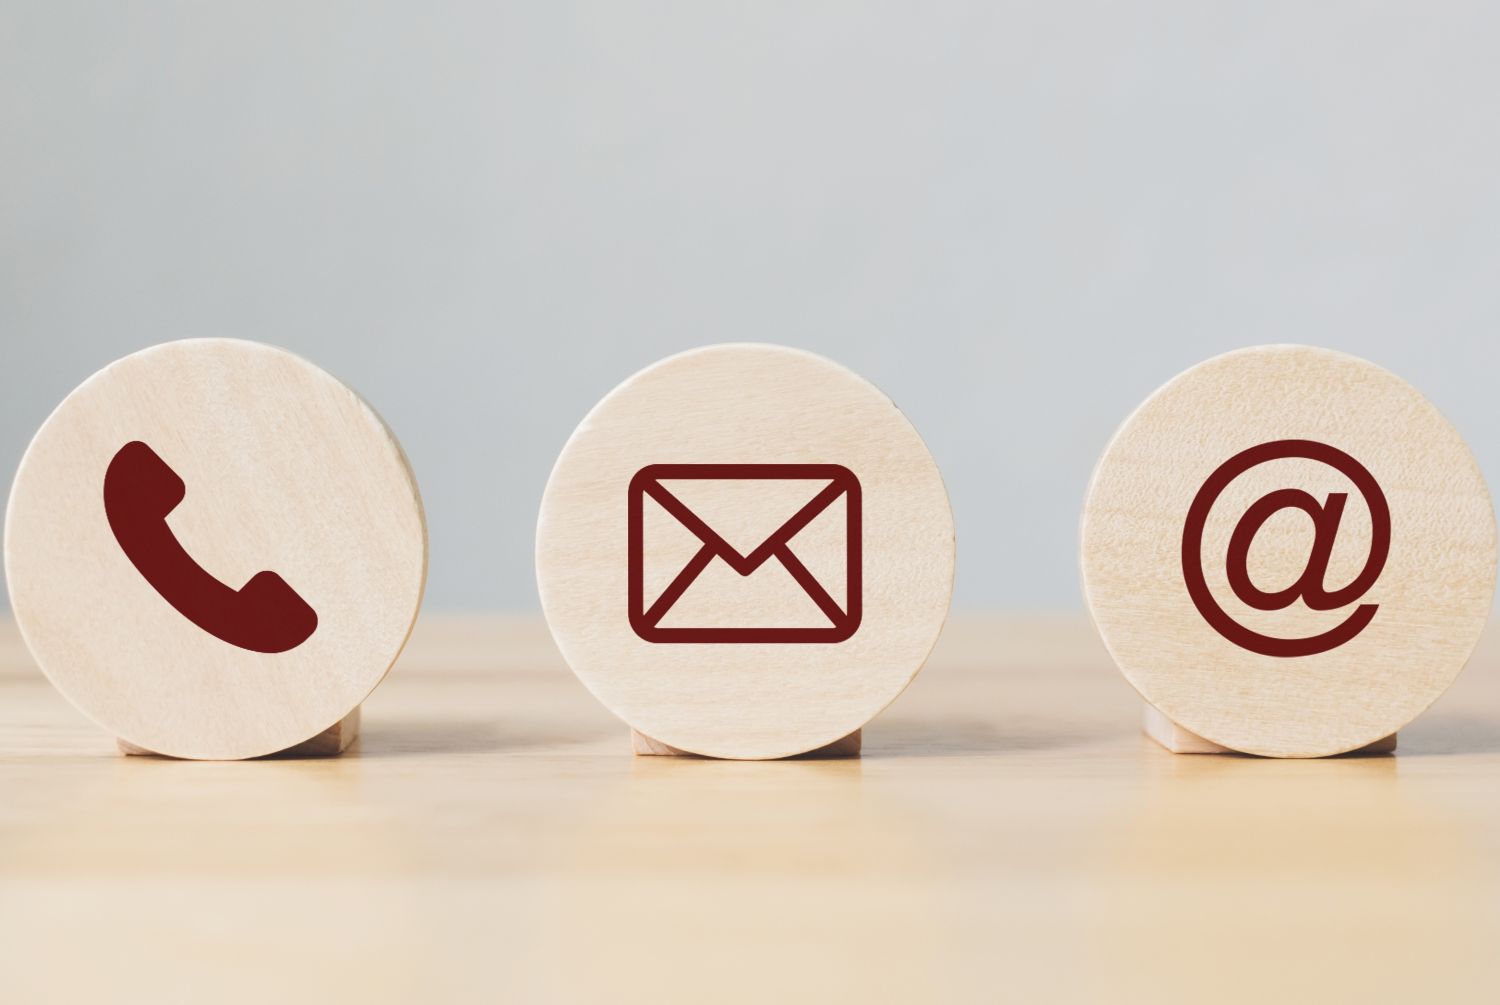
left=4, top=339, right=427, bottom=760
left=536, top=344, right=954, bottom=759
left=1082, top=345, right=1496, bottom=757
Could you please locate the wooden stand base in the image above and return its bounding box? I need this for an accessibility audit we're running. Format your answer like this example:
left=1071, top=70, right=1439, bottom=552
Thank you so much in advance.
left=118, top=707, right=361, bottom=759
left=1143, top=703, right=1396, bottom=755
left=631, top=727, right=862, bottom=759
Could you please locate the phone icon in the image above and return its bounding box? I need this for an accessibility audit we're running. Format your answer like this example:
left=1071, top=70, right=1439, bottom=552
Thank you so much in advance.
left=103, top=440, right=318, bottom=654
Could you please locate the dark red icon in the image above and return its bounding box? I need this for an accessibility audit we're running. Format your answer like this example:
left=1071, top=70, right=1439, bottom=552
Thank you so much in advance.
left=104, top=441, right=318, bottom=654
left=1182, top=439, right=1390, bottom=658
left=628, top=464, right=861, bottom=643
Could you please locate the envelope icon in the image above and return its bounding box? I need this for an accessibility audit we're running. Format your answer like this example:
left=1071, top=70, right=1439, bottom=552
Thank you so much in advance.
left=628, top=464, right=862, bottom=643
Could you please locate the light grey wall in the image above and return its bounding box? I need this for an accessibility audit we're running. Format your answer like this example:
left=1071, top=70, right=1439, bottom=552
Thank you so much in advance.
left=4, top=2, right=1498, bottom=611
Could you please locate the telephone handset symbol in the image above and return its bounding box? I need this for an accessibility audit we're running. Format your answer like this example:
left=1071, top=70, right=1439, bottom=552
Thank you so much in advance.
left=103, top=441, right=318, bottom=654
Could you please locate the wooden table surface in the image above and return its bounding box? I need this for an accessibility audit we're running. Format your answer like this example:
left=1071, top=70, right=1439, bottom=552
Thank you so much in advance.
left=3, top=613, right=1499, bottom=1004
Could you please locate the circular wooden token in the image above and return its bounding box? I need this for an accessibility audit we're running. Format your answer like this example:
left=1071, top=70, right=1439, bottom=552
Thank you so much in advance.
left=1082, top=345, right=1496, bottom=757
left=4, top=339, right=427, bottom=760
left=536, top=344, right=954, bottom=759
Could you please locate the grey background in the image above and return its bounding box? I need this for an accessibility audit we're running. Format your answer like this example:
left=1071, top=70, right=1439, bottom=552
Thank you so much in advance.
left=4, top=2, right=1498, bottom=612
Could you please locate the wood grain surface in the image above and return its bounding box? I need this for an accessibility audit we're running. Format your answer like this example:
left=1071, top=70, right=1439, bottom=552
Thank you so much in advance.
left=4, top=613, right=1500, bottom=1004
left=1082, top=345, right=1496, bottom=756
left=537, top=344, right=954, bottom=759
left=4, top=339, right=427, bottom=759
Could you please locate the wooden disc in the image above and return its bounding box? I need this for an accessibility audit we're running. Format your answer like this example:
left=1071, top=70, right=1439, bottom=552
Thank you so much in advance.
left=1082, top=345, right=1496, bottom=757
left=536, top=344, right=954, bottom=759
left=4, top=339, right=427, bottom=759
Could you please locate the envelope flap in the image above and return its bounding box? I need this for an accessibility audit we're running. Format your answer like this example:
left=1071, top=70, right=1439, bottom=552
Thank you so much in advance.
left=656, top=478, right=832, bottom=558
left=633, top=464, right=855, bottom=573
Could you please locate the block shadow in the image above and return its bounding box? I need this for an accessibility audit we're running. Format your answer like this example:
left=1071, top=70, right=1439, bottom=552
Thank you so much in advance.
left=861, top=717, right=1101, bottom=758
left=350, top=718, right=616, bottom=758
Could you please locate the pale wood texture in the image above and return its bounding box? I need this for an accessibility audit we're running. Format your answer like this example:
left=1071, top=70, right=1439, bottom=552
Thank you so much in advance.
left=1142, top=703, right=1397, bottom=755
left=537, top=344, right=954, bottom=759
left=6, top=613, right=1500, bottom=1004
left=4, top=339, right=427, bottom=759
left=117, top=707, right=361, bottom=758
left=631, top=726, right=861, bottom=757
left=1082, top=345, right=1496, bottom=757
